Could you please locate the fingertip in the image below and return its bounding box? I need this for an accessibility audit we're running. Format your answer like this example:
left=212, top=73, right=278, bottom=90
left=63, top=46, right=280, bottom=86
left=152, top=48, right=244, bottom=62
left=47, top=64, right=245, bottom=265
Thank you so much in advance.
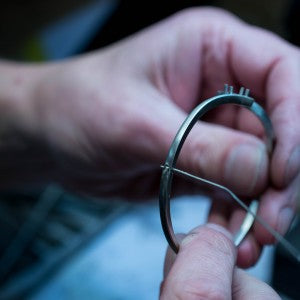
left=162, top=225, right=236, bottom=300
left=270, top=145, right=288, bottom=188
left=271, top=141, right=300, bottom=190
left=236, top=236, right=262, bottom=268
left=254, top=183, right=297, bottom=245
left=254, top=214, right=277, bottom=245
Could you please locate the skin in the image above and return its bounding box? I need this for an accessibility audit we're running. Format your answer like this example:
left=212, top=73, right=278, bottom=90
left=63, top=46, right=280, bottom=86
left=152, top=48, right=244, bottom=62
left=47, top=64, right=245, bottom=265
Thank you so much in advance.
left=161, top=225, right=280, bottom=299
left=0, top=6, right=299, bottom=279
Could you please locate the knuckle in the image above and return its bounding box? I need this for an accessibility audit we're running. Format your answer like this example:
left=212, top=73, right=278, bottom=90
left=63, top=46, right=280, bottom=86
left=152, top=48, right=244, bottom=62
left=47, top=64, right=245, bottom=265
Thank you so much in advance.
left=114, top=109, right=151, bottom=142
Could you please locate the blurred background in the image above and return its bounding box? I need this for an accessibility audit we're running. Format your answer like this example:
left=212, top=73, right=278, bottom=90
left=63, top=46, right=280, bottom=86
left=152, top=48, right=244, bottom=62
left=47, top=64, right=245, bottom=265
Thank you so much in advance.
left=0, top=1, right=300, bottom=299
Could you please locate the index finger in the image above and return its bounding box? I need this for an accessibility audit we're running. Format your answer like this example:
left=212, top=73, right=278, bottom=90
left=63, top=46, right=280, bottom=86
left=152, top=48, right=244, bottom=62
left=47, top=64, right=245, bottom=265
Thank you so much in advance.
left=160, top=224, right=236, bottom=300
left=229, top=23, right=300, bottom=188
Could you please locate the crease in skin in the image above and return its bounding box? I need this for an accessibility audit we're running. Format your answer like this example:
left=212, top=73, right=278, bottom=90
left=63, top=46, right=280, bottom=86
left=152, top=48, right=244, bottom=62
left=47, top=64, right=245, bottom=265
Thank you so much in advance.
left=162, top=165, right=300, bottom=263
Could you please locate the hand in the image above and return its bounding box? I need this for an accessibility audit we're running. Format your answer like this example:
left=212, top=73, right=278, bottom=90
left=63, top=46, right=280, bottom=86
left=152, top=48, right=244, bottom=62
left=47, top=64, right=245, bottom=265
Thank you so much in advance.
left=161, top=225, right=280, bottom=300
left=2, top=8, right=299, bottom=267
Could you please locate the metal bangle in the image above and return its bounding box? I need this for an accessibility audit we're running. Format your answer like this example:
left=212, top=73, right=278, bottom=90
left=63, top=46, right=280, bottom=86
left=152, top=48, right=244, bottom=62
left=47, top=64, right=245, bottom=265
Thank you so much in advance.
left=159, top=85, right=275, bottom=253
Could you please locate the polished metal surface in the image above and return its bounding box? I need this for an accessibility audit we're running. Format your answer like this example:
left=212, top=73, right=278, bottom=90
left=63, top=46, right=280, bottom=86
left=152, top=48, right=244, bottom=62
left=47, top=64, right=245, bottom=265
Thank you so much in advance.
left=159, top=84, right=275, bottom=253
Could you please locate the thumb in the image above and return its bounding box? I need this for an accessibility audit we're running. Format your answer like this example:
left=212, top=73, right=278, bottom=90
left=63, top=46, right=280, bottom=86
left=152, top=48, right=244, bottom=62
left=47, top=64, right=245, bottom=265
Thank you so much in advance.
left=160, top=224, right=236, bottom=300
left=153, top=101, right=268, bottom=196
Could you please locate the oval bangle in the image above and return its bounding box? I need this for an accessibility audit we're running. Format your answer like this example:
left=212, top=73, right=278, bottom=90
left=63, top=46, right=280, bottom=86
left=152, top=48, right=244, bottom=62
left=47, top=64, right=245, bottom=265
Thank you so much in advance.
left=159, top=85, right=275, bottom=253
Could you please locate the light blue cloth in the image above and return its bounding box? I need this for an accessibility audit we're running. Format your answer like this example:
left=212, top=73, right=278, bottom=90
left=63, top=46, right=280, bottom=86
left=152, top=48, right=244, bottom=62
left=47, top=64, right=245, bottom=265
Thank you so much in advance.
left=30, top=196, right=274, bottom=300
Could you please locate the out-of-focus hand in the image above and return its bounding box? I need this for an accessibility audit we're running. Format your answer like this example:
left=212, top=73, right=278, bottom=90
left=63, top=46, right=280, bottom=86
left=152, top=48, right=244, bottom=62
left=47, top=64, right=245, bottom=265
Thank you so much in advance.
left=161, top=224, right=280, bottom=300
left=3, top=8, right=300, bottom=267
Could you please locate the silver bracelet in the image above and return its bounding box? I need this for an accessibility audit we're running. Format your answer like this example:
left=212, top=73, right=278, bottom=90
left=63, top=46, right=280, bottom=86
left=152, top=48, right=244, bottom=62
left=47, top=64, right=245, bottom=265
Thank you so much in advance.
left=159, top=84, right=275, bottom=253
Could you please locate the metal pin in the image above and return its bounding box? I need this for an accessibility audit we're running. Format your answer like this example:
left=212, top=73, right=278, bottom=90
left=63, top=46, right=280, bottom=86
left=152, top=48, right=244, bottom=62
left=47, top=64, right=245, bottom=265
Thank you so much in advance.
left=163, top=165, right=300, bottom=263
left=224, top=84, right=229, bottom=94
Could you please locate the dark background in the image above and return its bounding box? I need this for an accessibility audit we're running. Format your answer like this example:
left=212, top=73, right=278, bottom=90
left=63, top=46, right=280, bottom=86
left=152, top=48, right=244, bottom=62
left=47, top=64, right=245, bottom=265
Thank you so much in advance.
left=0, top=0, right=298, bottom=60
left=0, top=1, right=299, bottom=299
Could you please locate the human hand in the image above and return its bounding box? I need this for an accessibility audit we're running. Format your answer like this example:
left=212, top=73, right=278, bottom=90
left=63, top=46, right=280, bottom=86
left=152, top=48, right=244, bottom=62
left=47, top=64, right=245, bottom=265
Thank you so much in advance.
left=3, top=8, right=299, bottom=267
left=161, top=224, right=280, bottom=300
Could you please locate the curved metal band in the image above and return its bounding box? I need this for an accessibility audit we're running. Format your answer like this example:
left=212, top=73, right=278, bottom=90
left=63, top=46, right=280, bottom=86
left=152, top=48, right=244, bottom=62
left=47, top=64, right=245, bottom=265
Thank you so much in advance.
left=159, top=92, right=275, bottom=253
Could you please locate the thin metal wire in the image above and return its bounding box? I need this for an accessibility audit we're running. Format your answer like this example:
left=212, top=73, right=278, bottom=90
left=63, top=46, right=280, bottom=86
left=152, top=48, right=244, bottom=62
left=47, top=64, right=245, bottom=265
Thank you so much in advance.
left=162, top=165, right=300, bottom=263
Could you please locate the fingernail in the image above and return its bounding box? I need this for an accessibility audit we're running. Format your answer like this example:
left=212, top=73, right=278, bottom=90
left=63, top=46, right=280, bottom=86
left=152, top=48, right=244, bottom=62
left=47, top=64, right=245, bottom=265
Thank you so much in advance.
left=277, top=207, right=294, bottom=235
left=285, top=145, right=300, bottom=186
left=225, top=143, right=267, bottom=194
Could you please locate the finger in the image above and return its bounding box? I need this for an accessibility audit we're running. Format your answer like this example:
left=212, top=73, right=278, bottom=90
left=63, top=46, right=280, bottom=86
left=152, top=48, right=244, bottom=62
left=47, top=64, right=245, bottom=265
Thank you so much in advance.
left=225, top=17, right=300, bottom=189
left=160, top=224, right=236, bottom=300
left=150, top=8, right=299, bottom=194
left=208, top=198, right=262, bottom=268
left=232, top=268, right=280, bottom=299
left=206, top=18, right=300, bottom=234
left=207, top=190, right=237, bottom=227
left=204, top=104, right=265, bottom=140
left=207, top=196, right=231, bottom=228
left=265, top=57, right=300, bottom=189
left=146, top=96, right=268, bottom=197
left=235, top=105, right=265, bottom=139
left=254, top=173, right=300, bottom=244
left=236, top=235, right=262, bottom=268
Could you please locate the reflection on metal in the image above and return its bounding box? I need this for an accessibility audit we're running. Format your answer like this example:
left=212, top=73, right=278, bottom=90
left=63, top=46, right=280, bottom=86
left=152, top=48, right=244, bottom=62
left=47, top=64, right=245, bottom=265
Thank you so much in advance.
left=0, top=187, right=129, bottom=299
left=159, top=84, right=275, bottom=253
left=234, top=200, right=258, bottom=246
